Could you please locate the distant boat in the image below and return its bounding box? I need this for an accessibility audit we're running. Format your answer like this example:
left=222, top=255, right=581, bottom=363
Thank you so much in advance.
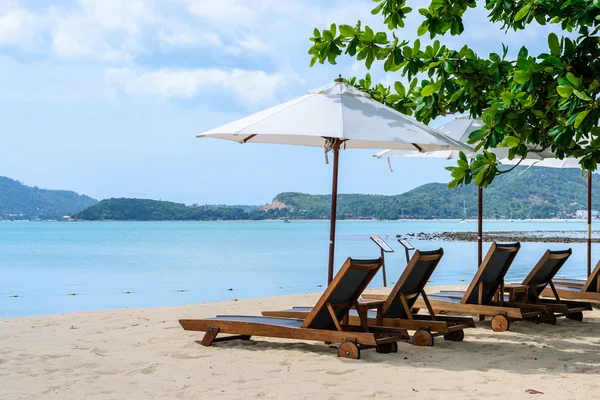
left=283, top=218, right=290, bottom=223
left=459, top=199, right=468, bottom=223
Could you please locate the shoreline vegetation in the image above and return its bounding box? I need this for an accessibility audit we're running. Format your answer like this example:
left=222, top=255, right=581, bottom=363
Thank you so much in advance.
left=71, top=167, right=599, bottom=221
left=4, top=167, right=600, bottom=221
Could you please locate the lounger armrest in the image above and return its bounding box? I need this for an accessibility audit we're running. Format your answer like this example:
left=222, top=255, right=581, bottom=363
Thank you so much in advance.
left=502, top=284, right=529, bottom=303
left=504, top=284, right=528, bottom=290
left=355, top=299, right=386, bottom=326
left=361, top=293, right=387, bottom=300
left=356, top=299, right=386, bottom=308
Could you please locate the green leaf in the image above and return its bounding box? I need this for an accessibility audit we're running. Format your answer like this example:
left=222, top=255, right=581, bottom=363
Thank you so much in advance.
left=417, top=22, right=428, bottom=36
left=449, top=87, right=464, bottom=102
left=548, top=33, right=560, bottom=56
left=532, top=110, right=544, bottom=118
left=474, top=167, right=489, bottom=186
left=443, top=61, right=455, bottom=73
left=385, top=94, right=401, bottom=103
left=514, top=4, right=531, bottom=21
left=513, top=70, right=531, bottom=84
left=365, top=49, right=375, bottom=69
left=394, top=82, right=406, bottom=97
left=573, top=89, right=593, bottom=101
left=557, top=85, right=573, bottom=98
left=421, top=84, right=436, bottom=97
left=504, top=136, right=520, bottom=148
left=566, top=72, right=579, bottom=86
left=574, top=110, right=590, bottom=128
left=468, top=129, right=486, bottom=142
left=594, top=0, right=600, bottom=8
left=339, top=25, right=355, bottom=37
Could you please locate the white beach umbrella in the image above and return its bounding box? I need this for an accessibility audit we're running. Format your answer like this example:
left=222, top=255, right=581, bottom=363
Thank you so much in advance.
left=374, top=115, right=582, bottom=269
left=197, top=77, right=470, bottom=283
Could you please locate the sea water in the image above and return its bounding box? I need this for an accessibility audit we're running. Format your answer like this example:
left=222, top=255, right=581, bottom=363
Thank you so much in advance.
left=0, top=220, right=596, bottom=318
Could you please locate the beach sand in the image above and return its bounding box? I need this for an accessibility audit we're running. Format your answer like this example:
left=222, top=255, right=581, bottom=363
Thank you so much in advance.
left=1, top=286, right=599, bottom=400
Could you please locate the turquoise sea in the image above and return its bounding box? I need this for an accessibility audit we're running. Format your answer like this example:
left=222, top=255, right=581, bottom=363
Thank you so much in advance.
left=0, top=220, right=596, bottom=318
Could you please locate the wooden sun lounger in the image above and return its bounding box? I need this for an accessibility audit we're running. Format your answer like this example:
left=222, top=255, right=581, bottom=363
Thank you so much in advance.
left=403, top=243, right=549, bottom=332
left=541, top=259, right=600, bottom=302
left=180, top=257, right=409, bottom=359
left=551, top=260, right=600, bottom=290
left=508, top=249, right=593, bottom=322
left=263, top=248, right=475, bottom=347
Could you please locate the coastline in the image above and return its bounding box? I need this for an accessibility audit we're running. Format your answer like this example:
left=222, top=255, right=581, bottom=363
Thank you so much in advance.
left=2, top=218, right=592, bottom=223
left=2, top=286, right=599, bottom=399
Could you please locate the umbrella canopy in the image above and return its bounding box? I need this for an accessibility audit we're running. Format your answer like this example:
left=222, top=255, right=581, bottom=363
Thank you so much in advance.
left=499, top=157, right=581, bottom=169
left=374, top=115, right=585, bottom=270
left=374, top=115, right=556, bottom=161
left=374, top=115, right=481, bottom=159
left=198, top=81, right=470, bottom=152
left=198, top=79, right=470, bottom=284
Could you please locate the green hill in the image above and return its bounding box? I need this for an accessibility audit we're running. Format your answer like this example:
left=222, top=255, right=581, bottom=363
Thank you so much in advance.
left=274, top=167, right=598, bottom=220
left=0, top=177, right=98, bottom=220
left=72, top=198, right=264, bottom=221
left=71, top=166, right=598, bottom=221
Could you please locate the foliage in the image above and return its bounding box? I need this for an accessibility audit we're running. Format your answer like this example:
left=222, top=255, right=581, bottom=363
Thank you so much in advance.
left=308, top=0, right=600, bottom=188
left=73, top=198, right=266, bottom=221
left=276, top=167, right=599, bottom=220
left=71, top=168, right=599, bottom=221
left=0, top=176, right=97, bottom=220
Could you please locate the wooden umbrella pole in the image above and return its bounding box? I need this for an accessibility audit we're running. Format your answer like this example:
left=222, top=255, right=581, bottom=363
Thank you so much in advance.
left=588, top=171, right=592, bottom=277
left=327, top=143, right=341, bottom=284
left=478, top=186, right=483, bottom=268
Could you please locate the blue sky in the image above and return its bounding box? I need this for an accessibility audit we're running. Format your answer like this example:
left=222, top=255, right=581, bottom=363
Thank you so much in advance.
left=0, top=0, right=567, bottom=205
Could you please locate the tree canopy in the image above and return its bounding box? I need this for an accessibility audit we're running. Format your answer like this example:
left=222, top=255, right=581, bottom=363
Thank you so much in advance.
left=309, top=0, right=600, bottom=188
left=73, top=168, right=600, bottom=221
left=0, top=176, right=97, bottom=220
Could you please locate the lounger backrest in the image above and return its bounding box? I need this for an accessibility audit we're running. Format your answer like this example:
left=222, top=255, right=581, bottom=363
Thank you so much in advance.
left=520, top=249, right=572, bottom=299
left=301, top=258, right=382, bottom=330
left=462, top=242, right=520, bottom=305
left=382, top=248, right=444, bottom=319
left=582, top=260, right=600, bottom=292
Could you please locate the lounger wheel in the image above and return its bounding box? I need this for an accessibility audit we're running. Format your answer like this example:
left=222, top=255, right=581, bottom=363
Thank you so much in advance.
left=566, top=311, right=584, bottom=321
left=412, top=328, right=434, bottom=347
left=338, top=341, right=360, bottom=359
left=376, top=342, right=398, bottom=354
left=443, top=329, right=465, bottom=342
left=491, top=315, right=510, bottom=332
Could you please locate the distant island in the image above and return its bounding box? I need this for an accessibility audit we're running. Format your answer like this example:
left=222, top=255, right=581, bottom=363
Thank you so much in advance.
left=3, top=167, right=598, bottom=222
left=73, top=167, right=598, bottom=221
left=0, top=177, right=97, bottom=220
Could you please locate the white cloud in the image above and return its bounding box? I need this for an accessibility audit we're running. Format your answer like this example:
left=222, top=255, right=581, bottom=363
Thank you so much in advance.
left=185, top=0, right=260, bottom=25
left=156, top=26, right=270, bottom=55
left=236, top=36, right=270, bottom=53
left=104, top=67, right=294, bottom=104
left=157, top=27, right=218, bottom=48
left=51, top=0, right=153, bottom=62
left=0, top=0, right=153, bottom=62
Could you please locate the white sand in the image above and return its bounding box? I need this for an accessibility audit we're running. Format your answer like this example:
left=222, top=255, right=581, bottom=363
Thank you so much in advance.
left=1, top=287, right=599, bottom=400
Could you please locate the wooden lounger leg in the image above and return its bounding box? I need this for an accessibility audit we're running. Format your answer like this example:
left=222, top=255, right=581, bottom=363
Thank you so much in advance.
left=201, top=327, right=220, bottom=346
left=200, top=327, right=251, bottom=346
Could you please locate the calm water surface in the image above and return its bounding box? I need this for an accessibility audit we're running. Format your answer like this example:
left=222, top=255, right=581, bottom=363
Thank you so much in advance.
left=1, top=220, right=596, bottom=317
